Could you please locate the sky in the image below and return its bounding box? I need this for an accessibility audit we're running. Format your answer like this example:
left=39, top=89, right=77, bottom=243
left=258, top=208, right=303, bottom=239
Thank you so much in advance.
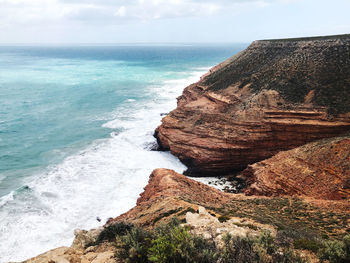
left=0, top=0, right=349, bottom=44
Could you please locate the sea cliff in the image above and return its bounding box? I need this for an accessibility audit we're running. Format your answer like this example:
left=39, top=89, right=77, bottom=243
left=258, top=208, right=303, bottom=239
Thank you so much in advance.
left=156, top=34, right=350, bottom=176
left=19, top=34, right=350, bottom=263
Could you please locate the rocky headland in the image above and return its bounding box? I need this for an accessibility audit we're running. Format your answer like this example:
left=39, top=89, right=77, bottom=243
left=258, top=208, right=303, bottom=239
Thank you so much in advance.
left=19, top=34, right=350, bottom=263
left=155, top=34, right=350, bottom=176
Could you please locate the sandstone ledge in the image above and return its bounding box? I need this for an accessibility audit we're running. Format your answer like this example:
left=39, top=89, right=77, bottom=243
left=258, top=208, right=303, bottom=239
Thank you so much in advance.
left=241, top=134, right=350, bottom=200
left=156, top=34, right=350, bottom=175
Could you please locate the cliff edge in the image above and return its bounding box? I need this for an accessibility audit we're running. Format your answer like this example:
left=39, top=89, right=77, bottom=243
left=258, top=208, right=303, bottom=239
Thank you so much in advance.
left=156, top=34, right=350, bottom=175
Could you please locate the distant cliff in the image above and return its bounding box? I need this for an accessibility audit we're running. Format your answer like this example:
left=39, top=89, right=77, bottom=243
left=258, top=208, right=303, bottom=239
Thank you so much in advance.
left=156, top=34, right=350, bottom=176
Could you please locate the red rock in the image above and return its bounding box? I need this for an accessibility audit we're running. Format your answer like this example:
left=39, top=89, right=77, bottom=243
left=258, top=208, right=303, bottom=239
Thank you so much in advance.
left=241, top=134, right=350, bottom=200
left=109, top=168, right=231, bottom=227
left=156, top=35, right=350, bottom=175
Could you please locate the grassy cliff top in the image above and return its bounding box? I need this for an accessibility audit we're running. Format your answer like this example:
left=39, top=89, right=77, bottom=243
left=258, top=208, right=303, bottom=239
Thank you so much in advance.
left=259, top=33, right=350, bottom=42
left=203, top=34, right=350, bottom=115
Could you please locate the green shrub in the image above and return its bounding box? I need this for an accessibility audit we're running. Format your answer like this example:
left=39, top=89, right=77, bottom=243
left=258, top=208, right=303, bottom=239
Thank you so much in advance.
left=220, top=233, right=258, bottom=263
left=148, top=218, right=217, bottom=263
left=318, top=235, right=350, bottom=263
left=148, top=225, right=217, bottom=263
left=220, top=231, right=307, bottom=263
left=272, top=248, right=307, bottom=263
left=293, top=238, right=323, bottom=253
left=148, top=225, right=191, bottom=262
left=318, top=240, right=346, bottom=263
left=115, top=218, right=217, bottom=263
left=94, top=220, right=350, bottom=263
left=116, top=227, right=154, bottom=263
left=257, top=231, right=276, bottom=255
left=108, top=218, right=313, bottom=263
left=95, top=222, right=134, bottom=244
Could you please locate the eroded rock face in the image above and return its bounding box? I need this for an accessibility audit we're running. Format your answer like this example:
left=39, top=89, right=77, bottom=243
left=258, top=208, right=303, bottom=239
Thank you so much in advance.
left=108, top=168, right=232, bottom=227
left=241, top=134, right=350, bottom=200
left=156, top=35, right=350, bottom=175
left=71, top=227, right=103, bottom=251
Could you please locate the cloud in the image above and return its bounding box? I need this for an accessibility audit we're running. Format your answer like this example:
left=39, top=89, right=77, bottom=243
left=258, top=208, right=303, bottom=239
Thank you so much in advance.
left=0, top=0, right=299, bottom=27
left=0, top=0, right=67, bottom=26
left=64, top=0, right=294, bottom=23
left=64, top=0, right=223, bottom=22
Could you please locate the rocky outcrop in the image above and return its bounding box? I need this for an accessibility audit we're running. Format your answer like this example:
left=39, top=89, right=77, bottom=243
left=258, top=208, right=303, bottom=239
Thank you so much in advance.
left=156, top=34, right=350, bottom=175
left=240, top=134, right=350, bottom=200
left=71, top=228, right=103, bottom=251
left=185, top=206, right=276, bottom=246
left=20, top=169, right=350, bottom=262
left=108, top=168, right=232, bottom=227
left=20, top=244, right=116, bottom=263
left=18, top=228, right=115, bottom=263
left=109, top=169, right=350, bottom=240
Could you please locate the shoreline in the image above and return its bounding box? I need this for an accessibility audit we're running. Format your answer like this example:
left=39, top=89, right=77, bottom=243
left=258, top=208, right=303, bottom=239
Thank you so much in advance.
left=0, top=68, right=211, bottom=263
left=8, top=33, right=350, bottom=262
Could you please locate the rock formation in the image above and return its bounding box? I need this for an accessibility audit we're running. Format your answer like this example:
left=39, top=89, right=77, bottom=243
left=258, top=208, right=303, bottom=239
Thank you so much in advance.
left=18, top=228, right=115, bottom=263
left=19, top=245, right=116, bottom=263
left=156, top=34, right=350, bottom=175
left=20, top=169, right=350, bottom=262
left=108, top=168, right=232, bottom=227
left=110, top=169, right=350, bottom=239
left=240, top=133, right=350, bottom=200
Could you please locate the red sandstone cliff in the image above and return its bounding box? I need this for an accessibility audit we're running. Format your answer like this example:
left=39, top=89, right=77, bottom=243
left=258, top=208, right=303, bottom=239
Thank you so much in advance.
left=156, top=35, right=350, bottom=176
left=240, top=134, right=350, bottom=200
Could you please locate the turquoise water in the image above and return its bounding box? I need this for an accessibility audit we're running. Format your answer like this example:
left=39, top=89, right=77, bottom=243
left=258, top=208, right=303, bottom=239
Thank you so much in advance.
left=0, top=44, right=245, bottom=262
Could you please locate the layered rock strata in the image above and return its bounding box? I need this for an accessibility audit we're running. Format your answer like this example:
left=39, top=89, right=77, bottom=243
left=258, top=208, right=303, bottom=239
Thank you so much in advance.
left=241, top=134, right=350, bottom=200
left=156, top=35, right=350, bottom=175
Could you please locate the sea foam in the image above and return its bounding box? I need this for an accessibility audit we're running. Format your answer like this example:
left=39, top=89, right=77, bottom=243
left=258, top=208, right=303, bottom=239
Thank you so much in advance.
left=0, top=70, right=206, bottom=263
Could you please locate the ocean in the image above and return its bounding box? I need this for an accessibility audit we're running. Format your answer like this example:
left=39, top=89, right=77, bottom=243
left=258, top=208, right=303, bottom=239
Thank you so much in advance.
left=0, top=44, right=245, bottom=262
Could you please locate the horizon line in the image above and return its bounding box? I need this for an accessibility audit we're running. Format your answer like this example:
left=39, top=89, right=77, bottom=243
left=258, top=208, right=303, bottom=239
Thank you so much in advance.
left=0, top=42, right=250, bottom=47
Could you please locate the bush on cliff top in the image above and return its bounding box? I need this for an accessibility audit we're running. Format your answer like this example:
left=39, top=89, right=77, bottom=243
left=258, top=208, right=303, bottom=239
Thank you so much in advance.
left=116, top=226, right=154, bottom=263
left=94, top=218, right=350, bottom=263
left=115, top=218, right=218, bottom=263
left=95, top=222, right=134, bottom=244
left=318, top=235, right=350, bottom=263
left=111, top=218, right=307, bottom=263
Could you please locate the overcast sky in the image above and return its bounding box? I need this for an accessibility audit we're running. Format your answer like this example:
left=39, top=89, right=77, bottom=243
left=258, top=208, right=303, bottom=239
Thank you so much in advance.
left=0, top=0, right=349, bottom=44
